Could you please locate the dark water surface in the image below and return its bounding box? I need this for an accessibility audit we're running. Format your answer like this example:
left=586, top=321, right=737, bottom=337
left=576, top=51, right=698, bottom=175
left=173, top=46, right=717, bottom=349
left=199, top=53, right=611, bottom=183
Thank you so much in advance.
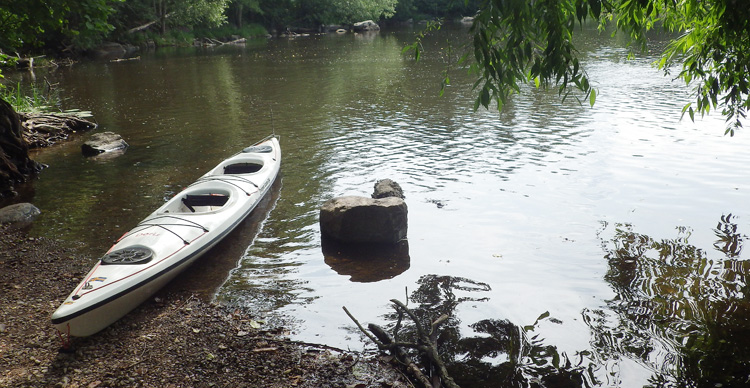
left=7, top=25, right=750, bottom=386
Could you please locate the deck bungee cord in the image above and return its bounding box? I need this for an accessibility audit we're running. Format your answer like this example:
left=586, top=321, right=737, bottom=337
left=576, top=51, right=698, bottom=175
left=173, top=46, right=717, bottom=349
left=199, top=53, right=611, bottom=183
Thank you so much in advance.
left=118, top=215, right=210, bottom=245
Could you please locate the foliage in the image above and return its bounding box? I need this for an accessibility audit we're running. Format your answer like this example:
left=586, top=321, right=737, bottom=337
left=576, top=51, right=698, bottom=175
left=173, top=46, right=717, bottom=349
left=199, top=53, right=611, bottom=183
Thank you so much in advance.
left=0, top=0, right=121, bottom=52
left=652, top=0, right=750, bottom=135
left=165, top=0, right=230, bottom=29
left=323, top=0, right=397, bottom=24
left=283, top=0, right=397, bottom=27
left=393, top=0, right=481, bottom=22
left=107, top=0, right=229, bottom=38
left=465, top=0, right=599, bottom=114
left=227, top=0, right=262, bottom=28
left=462, top=0, right=750, bottom=134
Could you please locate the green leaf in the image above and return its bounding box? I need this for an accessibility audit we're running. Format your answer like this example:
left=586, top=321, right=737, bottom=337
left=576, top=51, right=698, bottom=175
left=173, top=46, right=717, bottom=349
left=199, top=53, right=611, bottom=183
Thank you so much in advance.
left=590, top=0, right=602, bottom=18
left=480, top=87, right=490, bottom=108
left=589, top=88, right=597, bottom=107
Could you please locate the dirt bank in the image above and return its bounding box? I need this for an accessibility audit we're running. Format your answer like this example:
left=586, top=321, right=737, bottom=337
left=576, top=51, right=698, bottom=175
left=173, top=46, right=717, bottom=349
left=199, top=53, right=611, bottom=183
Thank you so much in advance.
left=0, top=225, right=409, bottom=387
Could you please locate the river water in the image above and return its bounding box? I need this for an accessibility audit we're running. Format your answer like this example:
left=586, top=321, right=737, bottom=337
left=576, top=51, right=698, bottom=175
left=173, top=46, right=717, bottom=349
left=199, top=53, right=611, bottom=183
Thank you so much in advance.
left=7, top=24, right=750, bottom=387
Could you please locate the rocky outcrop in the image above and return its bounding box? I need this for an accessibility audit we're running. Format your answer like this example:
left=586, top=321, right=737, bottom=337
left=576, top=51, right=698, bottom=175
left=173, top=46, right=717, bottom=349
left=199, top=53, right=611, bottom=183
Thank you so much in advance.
left=0, top=202, right=40, bottom=226
left=81, top=132, right=128, bottom=157
left=352, top=20, right=380, bottom=32
left=320, top=196, right=407, bottom=244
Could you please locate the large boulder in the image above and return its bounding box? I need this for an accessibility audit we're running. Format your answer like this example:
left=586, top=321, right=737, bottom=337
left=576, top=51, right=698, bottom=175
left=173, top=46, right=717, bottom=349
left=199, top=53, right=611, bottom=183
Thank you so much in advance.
left=0, top=202, right=40, bottom=226
left=81, top=132, right=128, bottom=157
left=320, top=196, right=407, bottom=244
left=352, top=20, right=380, bottom=32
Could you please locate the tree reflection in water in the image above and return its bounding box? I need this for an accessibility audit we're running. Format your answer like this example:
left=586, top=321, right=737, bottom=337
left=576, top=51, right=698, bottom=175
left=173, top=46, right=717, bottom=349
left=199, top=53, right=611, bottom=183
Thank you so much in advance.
left=379, top=275, right=597, bottom=388
left=587, top=215, right=750, bottom=387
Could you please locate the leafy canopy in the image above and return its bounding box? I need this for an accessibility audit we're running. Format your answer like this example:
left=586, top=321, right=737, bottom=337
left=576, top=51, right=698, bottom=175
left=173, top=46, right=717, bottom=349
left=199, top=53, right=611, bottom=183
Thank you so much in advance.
left=0, top=0, right=121, bottom=52
left=463, top=0, right=750, bottom=134
left=163, top=0, right=230, bottom=28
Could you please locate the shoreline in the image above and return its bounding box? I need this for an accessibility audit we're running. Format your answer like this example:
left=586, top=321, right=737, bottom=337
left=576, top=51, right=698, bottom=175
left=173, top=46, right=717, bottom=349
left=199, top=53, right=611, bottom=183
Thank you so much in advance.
left=0, top=225, right=408, bottom=387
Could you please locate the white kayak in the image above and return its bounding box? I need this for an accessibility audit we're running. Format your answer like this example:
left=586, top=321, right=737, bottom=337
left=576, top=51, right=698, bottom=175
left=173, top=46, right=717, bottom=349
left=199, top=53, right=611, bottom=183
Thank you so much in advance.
left=51, top=135, right=281, bottom=337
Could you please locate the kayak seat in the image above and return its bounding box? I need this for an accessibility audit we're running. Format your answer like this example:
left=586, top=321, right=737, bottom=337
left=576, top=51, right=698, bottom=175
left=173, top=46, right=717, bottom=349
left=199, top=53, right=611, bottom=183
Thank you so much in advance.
left=224, top=162, right=263, bottom=174
left=182, top=194, right=230, bottom=213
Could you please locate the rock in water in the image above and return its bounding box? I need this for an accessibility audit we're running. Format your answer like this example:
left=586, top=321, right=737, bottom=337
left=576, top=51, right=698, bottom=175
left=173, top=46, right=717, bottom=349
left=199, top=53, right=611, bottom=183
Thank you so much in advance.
left=320, top=196, right=407, bottom=244
left=372, top=179, right=405, bottom=199
left=81, top=132, right=128, bottom=156
left=352, top=20, right=380, bottom=32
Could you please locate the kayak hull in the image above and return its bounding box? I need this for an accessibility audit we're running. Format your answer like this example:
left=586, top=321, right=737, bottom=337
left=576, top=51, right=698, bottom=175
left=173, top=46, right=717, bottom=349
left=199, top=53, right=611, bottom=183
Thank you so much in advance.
left=51, top=136, right=281, bottom=337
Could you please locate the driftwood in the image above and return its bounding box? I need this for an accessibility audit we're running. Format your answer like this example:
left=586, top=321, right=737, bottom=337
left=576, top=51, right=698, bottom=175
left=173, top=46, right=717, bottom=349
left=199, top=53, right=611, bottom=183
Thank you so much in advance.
left=343, top=299, right=460, bottom=388
left=110, top=56, right=140, bottom=63
left=197, top=37, right=247, bottom=47
left=18, top=111, right=97, bottom=148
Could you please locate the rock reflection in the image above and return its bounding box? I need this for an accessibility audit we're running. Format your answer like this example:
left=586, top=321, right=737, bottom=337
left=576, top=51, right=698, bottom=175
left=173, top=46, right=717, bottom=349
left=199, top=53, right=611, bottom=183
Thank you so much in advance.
left=321, top=238, right=409, bottom=282
left=376, top=275, right=596, bottom=388
left=588, top=217, right=750, bottom=387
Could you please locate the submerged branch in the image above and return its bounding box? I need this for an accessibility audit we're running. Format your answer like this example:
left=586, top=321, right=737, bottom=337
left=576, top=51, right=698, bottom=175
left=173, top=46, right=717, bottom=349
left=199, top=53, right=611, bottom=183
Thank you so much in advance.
left=343, top=300, right=461, bottom=388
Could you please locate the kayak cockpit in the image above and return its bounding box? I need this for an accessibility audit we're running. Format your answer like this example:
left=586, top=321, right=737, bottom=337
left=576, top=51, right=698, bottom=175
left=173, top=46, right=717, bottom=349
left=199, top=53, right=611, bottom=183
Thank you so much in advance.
left=160, top=188, right=232, bottom=214
left=224, top=162, right=262, bottom=174
left=181, top=193, right=229, bottom=212
left=207, top=156, right=266, bottom=176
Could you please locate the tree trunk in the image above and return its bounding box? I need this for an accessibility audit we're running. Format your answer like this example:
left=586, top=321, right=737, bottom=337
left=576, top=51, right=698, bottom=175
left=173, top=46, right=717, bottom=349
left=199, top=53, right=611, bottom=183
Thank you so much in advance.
left=0, top=98, right=42, bottom=197
left=236, top=4, right=243, bottom=29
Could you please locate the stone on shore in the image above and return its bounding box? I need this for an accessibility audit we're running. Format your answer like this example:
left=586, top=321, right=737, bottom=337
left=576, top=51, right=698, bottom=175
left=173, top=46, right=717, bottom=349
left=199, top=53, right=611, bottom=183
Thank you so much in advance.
left=320, top=196, right=407, bottom=244
left=0, top=202, right=41, bottom=225
left=81, top=132, right=128, bottom=156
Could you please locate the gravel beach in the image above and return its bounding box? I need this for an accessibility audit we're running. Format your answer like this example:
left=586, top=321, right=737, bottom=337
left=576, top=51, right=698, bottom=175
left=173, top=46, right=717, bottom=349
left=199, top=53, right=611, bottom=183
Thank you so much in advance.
left=0, top=225, right=409, bottom=387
